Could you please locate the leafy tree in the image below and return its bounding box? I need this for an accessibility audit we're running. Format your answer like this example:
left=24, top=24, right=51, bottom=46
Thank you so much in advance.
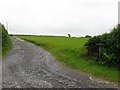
left=68, top=34, right=71, bottom=37
left=85, top=35, right=92, bottom=38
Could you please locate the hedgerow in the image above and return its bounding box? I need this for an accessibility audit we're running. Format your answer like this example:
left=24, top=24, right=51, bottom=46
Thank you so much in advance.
left=85, top=24, right=120, bottom=67
left=0, top=23, right=12, bottom=55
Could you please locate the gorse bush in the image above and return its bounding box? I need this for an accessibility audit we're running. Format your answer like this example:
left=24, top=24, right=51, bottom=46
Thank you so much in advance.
left=85, top=24, right=120, bottom=67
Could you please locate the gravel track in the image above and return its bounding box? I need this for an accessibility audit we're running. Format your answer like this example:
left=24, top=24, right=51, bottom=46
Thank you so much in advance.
left=2, top=36, right=119, bottom=89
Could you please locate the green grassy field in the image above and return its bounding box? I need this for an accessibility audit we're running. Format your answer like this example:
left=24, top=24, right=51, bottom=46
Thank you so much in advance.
left=18, top=35, right=118, bottom=83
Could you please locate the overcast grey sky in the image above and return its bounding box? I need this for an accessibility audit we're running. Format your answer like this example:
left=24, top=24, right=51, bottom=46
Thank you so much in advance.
left=0, top=0, right=119, bottom=36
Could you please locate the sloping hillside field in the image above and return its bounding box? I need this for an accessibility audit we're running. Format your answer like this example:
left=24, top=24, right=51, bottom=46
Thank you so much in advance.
left=18, top=36, right=118, bottom=83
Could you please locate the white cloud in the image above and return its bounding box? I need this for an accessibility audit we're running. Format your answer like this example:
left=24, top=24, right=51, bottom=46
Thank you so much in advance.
left=0, top=0, right=119, bottom=36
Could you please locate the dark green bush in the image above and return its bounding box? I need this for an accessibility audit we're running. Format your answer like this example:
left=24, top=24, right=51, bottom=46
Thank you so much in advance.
left=85, top=24, right=120, bottom=67
left=85, top=35, right=92, bottom=38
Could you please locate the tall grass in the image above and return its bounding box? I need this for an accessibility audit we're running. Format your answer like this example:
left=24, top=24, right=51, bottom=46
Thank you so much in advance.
left=18, top=35, right=118, bottom=83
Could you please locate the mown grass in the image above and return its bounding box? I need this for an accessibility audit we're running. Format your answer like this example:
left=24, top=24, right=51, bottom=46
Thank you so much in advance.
left=18, top=35, right=118, bottom=83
